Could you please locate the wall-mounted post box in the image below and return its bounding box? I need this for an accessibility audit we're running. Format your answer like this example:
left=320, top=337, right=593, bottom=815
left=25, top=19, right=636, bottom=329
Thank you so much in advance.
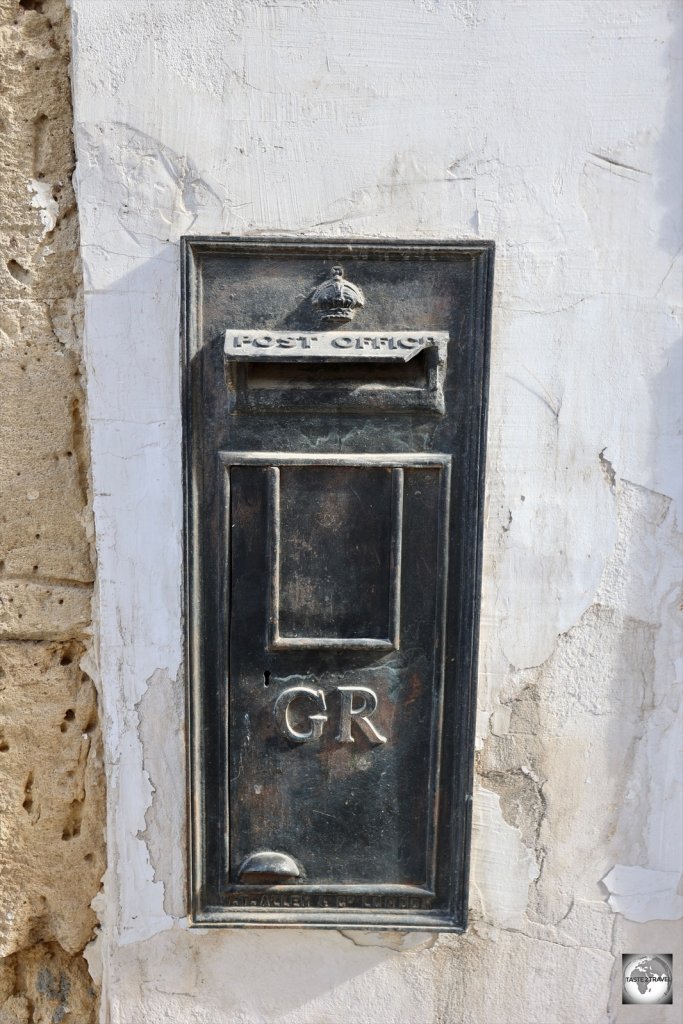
left=182, top=238, right=493, bottom=930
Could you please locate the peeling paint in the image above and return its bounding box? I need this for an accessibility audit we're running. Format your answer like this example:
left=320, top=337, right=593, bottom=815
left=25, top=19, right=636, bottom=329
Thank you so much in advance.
left=71, top=0, right=682, bottom=1020
left=602, top=865, right=683, bottom=923
left=137, top=668, right=186, bottom=920
left=471, top=786, right=540, bottom=929
left=28, top=179, right=60, bottom=236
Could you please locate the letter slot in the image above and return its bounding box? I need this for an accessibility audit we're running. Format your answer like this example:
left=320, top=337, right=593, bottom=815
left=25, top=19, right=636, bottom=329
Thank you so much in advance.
left=183, top=238, right=493, bottom=930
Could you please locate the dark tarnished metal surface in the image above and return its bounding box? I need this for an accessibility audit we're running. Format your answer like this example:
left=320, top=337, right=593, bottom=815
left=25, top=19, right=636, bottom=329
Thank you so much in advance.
left=182, top=237, right=494, bottom=930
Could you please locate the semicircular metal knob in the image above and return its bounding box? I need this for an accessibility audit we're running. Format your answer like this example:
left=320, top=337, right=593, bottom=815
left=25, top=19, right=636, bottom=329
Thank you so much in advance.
left=238, top=850, right=301, bottom=884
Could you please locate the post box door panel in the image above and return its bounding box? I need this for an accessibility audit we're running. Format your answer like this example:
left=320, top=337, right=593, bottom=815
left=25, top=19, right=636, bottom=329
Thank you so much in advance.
left=224, top=453, right=450, bottom=891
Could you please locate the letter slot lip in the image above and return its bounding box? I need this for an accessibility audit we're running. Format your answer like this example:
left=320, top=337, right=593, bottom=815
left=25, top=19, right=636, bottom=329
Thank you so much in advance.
left=183, top=237, right=494, bottom=932
left=223, top=333, right=448, bottom=415
left=224, top=330, right=448, bottom=363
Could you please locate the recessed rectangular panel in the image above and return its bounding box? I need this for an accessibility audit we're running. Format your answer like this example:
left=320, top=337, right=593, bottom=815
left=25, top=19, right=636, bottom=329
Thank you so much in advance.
left=273, top=465, right=401, bottom=648
left=183, top=238, right=493, bottom=930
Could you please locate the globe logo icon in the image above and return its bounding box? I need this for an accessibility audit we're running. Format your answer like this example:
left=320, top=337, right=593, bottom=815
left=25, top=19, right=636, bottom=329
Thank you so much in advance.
left=622, top=955, right=673, bottom=1004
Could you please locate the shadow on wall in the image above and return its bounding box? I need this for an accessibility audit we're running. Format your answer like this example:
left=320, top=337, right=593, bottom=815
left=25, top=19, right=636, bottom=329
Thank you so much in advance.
left=78, top=134, right=430, bottom=1022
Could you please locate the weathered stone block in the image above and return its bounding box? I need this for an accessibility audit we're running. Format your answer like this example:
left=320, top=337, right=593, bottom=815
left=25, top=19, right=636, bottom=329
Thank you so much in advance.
left=0, top=580, right=90, bottom=640
left=0, top=641, right=105, bottom=959
left=0, top=940, right=97, bottom=1024
left=0, top=344, right=93, bottom=583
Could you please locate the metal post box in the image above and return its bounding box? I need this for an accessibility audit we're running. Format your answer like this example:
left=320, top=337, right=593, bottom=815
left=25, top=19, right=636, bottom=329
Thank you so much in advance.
left=182, top=238, right=493, bottom=930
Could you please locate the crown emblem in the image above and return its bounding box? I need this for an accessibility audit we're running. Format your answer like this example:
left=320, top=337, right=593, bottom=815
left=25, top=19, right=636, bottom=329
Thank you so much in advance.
left=310, top=266, right=365, bottom=325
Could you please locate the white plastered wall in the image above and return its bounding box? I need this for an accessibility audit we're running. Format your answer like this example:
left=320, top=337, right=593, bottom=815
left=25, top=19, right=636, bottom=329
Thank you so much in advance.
left=70, top=1, right=682, bottom=1021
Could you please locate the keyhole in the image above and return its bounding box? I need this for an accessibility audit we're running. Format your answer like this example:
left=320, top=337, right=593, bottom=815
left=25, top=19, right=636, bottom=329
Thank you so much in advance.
left=263, top=670, right=271, bottom=687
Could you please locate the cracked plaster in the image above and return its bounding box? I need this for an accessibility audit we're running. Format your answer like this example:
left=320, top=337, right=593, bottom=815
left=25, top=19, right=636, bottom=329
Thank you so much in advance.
left=70, top=0, right=682, bottom=1021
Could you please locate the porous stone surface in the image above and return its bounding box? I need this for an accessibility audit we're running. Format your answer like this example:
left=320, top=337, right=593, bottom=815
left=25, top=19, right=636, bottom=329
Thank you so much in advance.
left=0, top=641, right=105, bottom=957
left=0, top=0, right=103, bottom=1019
left=0, top=940, right=97, bottom=1024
